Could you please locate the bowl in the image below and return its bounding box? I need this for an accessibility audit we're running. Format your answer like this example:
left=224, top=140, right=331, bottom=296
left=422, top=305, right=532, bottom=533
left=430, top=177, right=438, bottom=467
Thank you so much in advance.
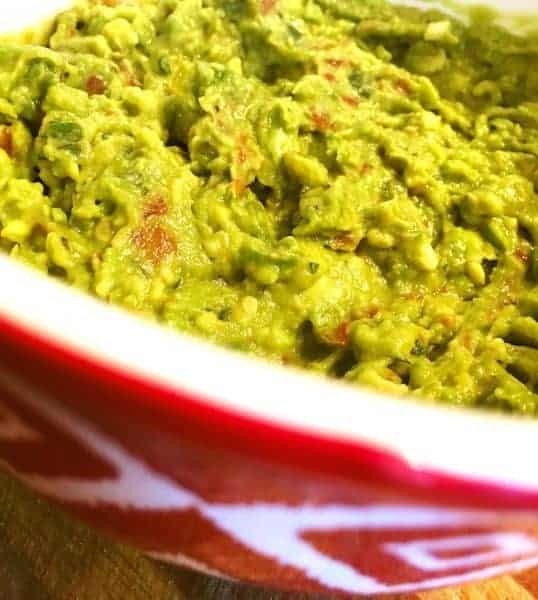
left=1, top=0, right=538, bottom=595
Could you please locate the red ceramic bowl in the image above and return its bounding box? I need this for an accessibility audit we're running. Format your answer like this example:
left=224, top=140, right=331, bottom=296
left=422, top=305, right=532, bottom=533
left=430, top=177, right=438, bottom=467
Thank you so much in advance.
left=2, top=0, right=538, bottom=596
left=3, top=256, right=538, bottom=596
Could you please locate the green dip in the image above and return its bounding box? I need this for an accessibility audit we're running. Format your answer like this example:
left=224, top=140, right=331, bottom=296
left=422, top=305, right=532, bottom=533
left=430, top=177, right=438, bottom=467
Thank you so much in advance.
left=1, top=0, right=538, bottom=413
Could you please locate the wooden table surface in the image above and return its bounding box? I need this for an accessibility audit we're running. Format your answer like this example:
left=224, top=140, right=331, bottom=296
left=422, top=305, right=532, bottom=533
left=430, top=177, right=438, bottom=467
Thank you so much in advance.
left=0, top=471, right=536, bottom=600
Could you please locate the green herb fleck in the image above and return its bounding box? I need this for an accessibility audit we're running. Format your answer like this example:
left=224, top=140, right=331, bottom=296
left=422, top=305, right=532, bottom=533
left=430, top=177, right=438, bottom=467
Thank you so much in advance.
left=48, top=121, right=82, bottom=143
left=158, top=56, right=171, bottom=75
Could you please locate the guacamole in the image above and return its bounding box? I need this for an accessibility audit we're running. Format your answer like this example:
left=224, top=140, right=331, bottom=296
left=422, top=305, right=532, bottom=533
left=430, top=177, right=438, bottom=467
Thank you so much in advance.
left=1, top=0, right=538, bottom=413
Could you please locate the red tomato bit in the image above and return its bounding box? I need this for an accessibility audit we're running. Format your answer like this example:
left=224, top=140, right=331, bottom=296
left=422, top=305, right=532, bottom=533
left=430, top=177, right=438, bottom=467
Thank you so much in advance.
left=342, top=95, right=359, bottom=108
left=394, top=78, right=411, bottom=95
left=143, top=195, right=168, bottom=219
left=86, top=75, right=107, bottom=95
left=311, top=111, right=334, bottom=132
left=332, top=321, right=350, bottom=346
left=332, top=232, right=357, bottom=251
left=0, top=128, right=13, bottom=157
left=132, top=223, right=176, bottom=265
left=261, top=0, right=277, bottom=14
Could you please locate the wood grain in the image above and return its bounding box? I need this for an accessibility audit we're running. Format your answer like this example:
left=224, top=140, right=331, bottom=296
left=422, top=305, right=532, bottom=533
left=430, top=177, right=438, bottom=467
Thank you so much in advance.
left=0, top=472, right=533, bottom=600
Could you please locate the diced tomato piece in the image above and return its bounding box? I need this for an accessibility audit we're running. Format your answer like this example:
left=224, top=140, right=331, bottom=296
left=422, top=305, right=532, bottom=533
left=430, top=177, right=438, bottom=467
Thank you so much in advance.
left=342, top=95, right=359, bottom=107
left=311, top=111, right=334, bottom=131
left=332, top=321, right=350, bottom=346
left=132, top=223, right=176, bottom=265
left=261, top=0, right=276, bottom=14
left=0, top=128, right=13, bottom=157
left=394, top=78, right=411, bottom=95
left=143, top=195, right=168, bottom=219
left=86, top=74, right=107, bottom=95
left=332, top=232, right=356, bottom=251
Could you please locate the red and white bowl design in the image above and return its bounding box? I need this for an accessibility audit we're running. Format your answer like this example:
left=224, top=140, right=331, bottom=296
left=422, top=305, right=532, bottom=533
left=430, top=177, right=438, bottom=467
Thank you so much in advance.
left=1, top=1, right=538, bottom=595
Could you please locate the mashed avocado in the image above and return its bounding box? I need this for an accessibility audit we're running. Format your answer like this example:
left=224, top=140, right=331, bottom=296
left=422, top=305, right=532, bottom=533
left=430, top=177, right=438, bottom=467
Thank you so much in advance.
left=1, top=0, right=538, bottom=413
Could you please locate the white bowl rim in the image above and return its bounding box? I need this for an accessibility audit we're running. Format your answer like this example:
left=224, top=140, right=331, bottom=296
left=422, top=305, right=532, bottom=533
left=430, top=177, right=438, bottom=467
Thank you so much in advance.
left=2, top=254, right=538, bottom=494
